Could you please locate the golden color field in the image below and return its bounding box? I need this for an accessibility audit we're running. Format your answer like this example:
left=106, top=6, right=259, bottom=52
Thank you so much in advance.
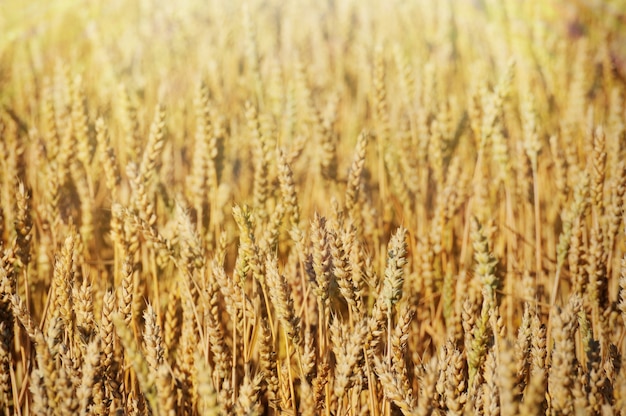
left=1, top=0, right=626, bottom=414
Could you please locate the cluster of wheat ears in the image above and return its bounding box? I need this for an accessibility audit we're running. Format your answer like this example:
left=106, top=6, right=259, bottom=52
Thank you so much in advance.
left=0, top=0, right=625, bottom=415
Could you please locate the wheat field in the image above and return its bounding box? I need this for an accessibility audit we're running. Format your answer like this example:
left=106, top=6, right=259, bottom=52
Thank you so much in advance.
left=0, top=0, right=625, bottom=415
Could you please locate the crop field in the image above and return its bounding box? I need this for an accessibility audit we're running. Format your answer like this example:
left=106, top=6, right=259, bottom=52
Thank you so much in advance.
left=0, top=0, right=625, bottom=414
